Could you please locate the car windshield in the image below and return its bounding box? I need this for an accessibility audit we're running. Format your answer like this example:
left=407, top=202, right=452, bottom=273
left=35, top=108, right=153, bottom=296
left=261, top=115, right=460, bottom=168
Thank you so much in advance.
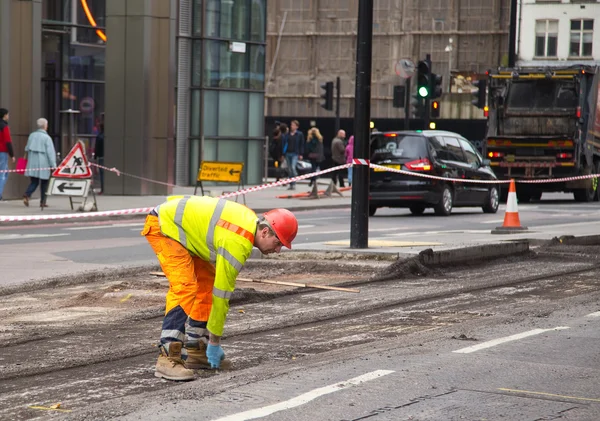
left=370, top=134, right=428, bottom=161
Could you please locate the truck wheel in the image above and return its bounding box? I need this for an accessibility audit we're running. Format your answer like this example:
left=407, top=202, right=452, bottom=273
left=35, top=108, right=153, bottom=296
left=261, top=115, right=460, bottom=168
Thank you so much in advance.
left=434, top=185, right=453, bottom=216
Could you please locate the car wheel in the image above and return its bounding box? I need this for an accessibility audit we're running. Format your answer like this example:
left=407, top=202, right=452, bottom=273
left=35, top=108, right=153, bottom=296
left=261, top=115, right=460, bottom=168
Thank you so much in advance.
left=434, top=185, right=453, bottom=216
left=482, top=186, right=499, bottom=213
left=368, top=206, right=377, bottom=216
left=409, top=205, right=426, bottom=216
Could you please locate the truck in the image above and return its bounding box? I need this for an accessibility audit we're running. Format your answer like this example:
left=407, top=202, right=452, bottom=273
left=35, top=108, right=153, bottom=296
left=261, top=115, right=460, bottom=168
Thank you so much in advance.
left=483, top=65, right=600, bottom=202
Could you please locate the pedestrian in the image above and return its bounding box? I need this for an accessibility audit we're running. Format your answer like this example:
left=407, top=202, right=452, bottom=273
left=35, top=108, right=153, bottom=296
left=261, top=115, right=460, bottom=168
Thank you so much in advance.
left=283, top=120, right=304, bottom=190
left=330, top=129, right=346, bottom=187
left=306, top=127, right=325, bottom=187
left=142, top=195, right=298, bottom=380
left=22, top=118, right=57, bottom=209
left=0, top=108, right=15, bottom=200
left=345, top=135, right=354, bottom=187
left=269, top=122, right=283, bottom=182
left=94, top=117, right=105, bottom=194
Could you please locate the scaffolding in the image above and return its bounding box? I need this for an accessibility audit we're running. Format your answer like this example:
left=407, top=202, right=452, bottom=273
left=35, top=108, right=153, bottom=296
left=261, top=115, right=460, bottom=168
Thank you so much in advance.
left=265, top=0, right=510, bottom=118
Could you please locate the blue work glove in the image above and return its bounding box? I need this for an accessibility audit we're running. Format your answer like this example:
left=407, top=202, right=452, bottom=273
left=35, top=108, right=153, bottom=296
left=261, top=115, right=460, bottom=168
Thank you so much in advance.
left=206, top=343, right=225, bottom=369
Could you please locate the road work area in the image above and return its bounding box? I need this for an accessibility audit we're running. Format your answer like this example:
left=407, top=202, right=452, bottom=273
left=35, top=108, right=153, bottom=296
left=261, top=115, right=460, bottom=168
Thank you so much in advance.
left=2, top=240, right=600, bottom=420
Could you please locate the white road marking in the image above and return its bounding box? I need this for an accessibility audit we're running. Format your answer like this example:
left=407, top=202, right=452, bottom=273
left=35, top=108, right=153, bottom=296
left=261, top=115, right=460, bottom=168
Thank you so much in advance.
left=64, top=222, right=145, bottom=231
left=211, top=370, right=395, bottom=421
left=453, top=327, right=570, bottom=354
left=585, top=311, right=600, bottom=318
left=479, top=219, right=505, bottom=224
left=298, top=224, right=316, bottom=229
left=0, top=233, right=70, bottom=240
left=303, top=227, right=411, bottom=235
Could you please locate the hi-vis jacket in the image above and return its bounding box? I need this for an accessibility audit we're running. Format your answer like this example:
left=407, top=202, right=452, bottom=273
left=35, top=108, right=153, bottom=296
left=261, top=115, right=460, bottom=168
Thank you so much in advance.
left=157, top=195, right=257, bottom=336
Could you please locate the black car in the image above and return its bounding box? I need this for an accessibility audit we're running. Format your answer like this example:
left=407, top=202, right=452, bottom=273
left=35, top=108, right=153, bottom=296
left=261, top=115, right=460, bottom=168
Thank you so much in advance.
left=369, top=130, right=499, bottom=216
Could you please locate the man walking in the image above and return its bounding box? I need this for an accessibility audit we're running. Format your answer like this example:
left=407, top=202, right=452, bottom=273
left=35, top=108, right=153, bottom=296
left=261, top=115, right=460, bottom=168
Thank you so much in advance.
left=283, top=120, right=304, bottom=190
left=0, top=108, right=15, bottom=200
left=142, top=195, right=298, bottom=381
left=331, top=129, right=346, bottom=187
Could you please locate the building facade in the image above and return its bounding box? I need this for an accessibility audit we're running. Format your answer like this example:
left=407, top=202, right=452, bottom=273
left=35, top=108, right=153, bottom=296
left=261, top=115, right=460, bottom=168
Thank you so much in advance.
left=265, top=0, right=511, bottom=120
left=0, top=0, right=267, bottom=199
left=517, top=0, right=600, bottom=67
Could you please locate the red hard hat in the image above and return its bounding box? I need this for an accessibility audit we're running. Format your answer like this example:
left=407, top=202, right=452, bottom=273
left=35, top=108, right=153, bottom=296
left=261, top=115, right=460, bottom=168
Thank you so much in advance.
left=263, top=208, right=298, bottom=249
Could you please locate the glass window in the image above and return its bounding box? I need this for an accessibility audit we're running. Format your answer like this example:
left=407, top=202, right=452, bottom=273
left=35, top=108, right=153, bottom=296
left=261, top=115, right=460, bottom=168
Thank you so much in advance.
left=247, top=139, right=264, bottom=182
left=506, top=80, right=577, bottom=109
left=248, top=93, right=264, bottom=137
left=192, top=0, right=202, bottom=36
left=442, top=137, right=466, bottom=163
left=570, top=19, right=594, bottom=57
left=370, top=135, right=428, bottom=161
left=250, top=0, right=266, bottom=42
left=458, top=139, right=480, bottom=166
left=249, top=44, right=265, bottom=90
left=206, top=0, right=250, bottom=40
left=218, top=91, right=248, bottom=137
left=534, top=20, right=558, bottom=57
left=191, top=89, right=201, bottom=136
left=203, top=40, right=249, bottom=89
left=192, top=40, right=202, bottom=86
left=203, top=90, right=218, bottom=136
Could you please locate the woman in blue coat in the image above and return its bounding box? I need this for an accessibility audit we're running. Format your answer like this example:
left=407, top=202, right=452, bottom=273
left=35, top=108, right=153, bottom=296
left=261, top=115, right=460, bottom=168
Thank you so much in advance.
left=23, top=118, right=57, bottom=208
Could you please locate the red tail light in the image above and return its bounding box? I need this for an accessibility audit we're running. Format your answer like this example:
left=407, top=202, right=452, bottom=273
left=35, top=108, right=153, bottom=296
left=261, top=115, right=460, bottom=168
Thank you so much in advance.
left=405, top=158, right=432, bottom=171
left=557, top=153, right=573, bottom=159
left=576, top=107, right=581, bottom=118
left=484, top=106, right=489, bottom=117
left=488, top=152, right=504, bottom=158
left=384, top=133, right=398, bottom=137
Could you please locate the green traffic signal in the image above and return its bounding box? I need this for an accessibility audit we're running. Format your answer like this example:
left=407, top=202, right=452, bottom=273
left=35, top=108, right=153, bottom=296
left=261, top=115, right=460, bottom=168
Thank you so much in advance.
left=418, top=86, right=429, bottom=98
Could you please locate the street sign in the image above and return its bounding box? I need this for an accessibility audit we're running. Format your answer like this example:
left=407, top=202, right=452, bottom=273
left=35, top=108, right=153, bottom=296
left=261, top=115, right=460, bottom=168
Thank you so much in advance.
left=395, top=59, right=416, bottom=79
left=197, top=161, right=244, bottom=183
left=52, top=141, right=92, bottom=178
left=47, top=178, right=92, bottom=197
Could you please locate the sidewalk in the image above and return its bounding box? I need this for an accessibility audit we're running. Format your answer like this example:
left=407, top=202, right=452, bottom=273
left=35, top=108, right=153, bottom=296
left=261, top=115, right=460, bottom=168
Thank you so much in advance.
left=0, top=178, right=351, bottom=224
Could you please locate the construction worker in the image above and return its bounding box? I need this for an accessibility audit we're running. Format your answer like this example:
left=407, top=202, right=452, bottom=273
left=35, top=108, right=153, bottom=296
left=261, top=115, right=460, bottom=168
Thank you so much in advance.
left=142, top=195, right=298, bottom=381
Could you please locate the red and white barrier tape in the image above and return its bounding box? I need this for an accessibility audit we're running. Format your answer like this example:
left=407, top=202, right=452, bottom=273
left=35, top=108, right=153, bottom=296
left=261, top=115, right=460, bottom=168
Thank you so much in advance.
left=4, top=159, right=600, bottom=223
left=0, top=164, right=89, bottom=174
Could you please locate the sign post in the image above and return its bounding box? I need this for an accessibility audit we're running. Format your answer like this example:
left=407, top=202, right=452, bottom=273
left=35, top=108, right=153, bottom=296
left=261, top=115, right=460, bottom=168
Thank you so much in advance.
left=194, top=161, right=245, bottom=204
left=47, top=140, right=97, bottom=211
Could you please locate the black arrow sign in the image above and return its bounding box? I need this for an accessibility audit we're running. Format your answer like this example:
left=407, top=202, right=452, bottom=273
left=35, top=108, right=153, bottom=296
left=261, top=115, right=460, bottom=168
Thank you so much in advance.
left=57, top=182, right=84, bottom=193
left=229, top=169, right=241, bottom=175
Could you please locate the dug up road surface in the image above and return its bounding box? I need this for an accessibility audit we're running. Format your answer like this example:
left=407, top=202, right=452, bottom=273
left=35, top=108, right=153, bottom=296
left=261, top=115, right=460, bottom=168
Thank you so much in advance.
left=1, top=241, right=600, bottom=420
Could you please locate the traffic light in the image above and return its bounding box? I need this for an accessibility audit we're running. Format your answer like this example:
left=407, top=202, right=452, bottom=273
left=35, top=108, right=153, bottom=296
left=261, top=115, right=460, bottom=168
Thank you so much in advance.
left=393, top=85, right=405, bottom=108
left=431, top=100, right=440, bottom=118
left=411, top=94, right=425, bottom=119
left=471, top=79, right=487, bottom=109
left=431, top=73, right=443, bottom=99
left=416, top=60, right=431, bottom=98
left=320, top=81, right=334, bottom=111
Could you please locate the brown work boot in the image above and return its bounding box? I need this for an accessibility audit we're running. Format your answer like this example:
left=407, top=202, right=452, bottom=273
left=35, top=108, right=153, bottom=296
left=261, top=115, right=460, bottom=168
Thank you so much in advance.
left=184, top=342, right=233, bottom=370
left=154, top=342, right=195, bottom=381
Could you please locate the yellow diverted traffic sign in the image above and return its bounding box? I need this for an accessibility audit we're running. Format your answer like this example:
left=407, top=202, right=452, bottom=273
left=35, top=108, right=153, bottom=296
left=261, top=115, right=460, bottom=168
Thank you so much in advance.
left=197, top=161, right=244, bottom=183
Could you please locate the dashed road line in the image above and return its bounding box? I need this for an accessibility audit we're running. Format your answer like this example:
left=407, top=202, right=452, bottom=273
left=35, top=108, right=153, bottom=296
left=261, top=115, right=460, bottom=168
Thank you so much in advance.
left=211, top=370, right=395, bottom=421
left=453, top=327, right=570, bottom=354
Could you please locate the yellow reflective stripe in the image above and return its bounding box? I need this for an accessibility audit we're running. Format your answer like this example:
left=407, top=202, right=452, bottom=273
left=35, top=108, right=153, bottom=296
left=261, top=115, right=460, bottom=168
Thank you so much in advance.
left=217, top=246, right=243, bottom=272
left=213, top=286, right=233, bottom=300
left=174, top=197, right=190, bottom=248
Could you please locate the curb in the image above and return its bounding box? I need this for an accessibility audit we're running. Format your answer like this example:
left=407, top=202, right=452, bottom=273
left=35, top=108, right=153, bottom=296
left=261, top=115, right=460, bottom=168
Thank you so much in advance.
left=0, top=203, right=352, bottom=227
left=417, top=240, right=530, bottom=266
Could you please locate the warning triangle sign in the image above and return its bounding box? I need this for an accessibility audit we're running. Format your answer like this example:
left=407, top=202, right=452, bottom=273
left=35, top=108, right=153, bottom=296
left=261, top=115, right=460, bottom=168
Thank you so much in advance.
left=52, top=141, right=92, bottom=178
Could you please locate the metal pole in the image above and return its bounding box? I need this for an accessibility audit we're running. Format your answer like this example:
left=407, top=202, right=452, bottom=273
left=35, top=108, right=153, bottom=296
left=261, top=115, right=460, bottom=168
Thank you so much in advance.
left=404, top=77, right=411, bottom=130
left=425, top=54, right=431, bottom=129
left=508, top=0, right=518, bottom=67
left=264, top=136, right=269, bottom=183
left=335, top=76, right=341, bottom=133
left=350, top=0, right=373, bottom=249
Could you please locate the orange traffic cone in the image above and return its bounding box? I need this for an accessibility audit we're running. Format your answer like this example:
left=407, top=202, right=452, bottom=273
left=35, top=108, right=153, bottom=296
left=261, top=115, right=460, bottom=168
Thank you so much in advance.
left=491, top=179, right=528, bottom=234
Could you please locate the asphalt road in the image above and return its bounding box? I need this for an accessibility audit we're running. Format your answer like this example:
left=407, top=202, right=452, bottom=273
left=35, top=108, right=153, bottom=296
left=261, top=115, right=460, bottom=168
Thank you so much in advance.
left=3, top=192, right=600, bottom=287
